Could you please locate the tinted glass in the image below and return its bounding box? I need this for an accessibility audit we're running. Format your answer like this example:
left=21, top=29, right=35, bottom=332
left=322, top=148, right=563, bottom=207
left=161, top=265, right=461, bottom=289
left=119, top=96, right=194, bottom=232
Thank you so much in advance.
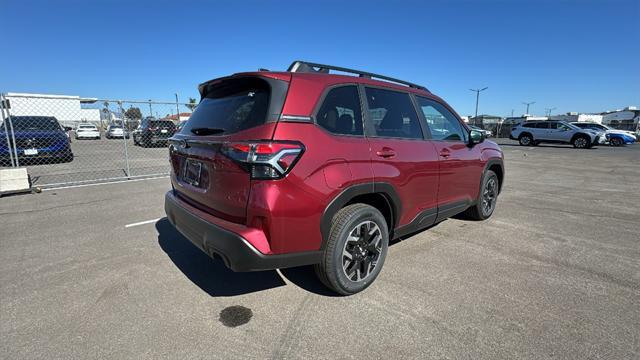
left=523, top=122, right=537, bottom=128
left=365, top=88, right=422, bottom=139
left=2, top=116, right=61, bottom=131
left=150, top=121, right=176, bottom=129
left=535, top=122, right=550, bottom=129
left=416, top=96, right=465, bottom=141
left=316, top=86, right=363, bottom=136
left=182, top=77, right=270, bottom=135
left=573, top=123, right=587, bottom=128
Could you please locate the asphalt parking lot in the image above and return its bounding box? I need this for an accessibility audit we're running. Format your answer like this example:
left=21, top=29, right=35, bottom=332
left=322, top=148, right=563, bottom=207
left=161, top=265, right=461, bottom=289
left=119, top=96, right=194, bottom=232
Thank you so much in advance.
left=1, top=140, right=639, bottom=359
left=10, top=137, right=170, bottom=187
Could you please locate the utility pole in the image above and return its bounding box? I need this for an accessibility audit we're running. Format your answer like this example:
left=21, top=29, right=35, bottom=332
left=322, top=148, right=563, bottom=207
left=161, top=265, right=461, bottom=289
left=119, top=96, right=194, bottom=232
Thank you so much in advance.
left=522, top=101, right=535, bottom=115
left=545, top=107, right=556, bottom=117
left=175, top=93, right=180, bottom=123
left=469, top=87, right=488, bottom=124
left=148, top=100, right=153, bottom=119
left=511, top=109, right=514, bottom=117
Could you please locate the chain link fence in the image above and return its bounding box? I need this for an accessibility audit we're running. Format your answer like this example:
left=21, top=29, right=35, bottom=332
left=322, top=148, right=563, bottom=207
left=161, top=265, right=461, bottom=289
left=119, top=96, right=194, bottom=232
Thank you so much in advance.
left=1, top=93, right=196, bottom=188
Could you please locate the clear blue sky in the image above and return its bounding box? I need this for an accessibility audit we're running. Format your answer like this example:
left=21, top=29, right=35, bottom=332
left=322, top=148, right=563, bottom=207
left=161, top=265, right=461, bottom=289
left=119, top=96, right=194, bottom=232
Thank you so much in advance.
left=2, top=0, right=638, bottom=117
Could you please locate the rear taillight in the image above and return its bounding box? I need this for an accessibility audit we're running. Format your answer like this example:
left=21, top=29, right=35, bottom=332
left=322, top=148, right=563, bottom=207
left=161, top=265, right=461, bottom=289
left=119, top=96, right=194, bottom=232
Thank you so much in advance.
left=221, top=141, right=304, bottom=180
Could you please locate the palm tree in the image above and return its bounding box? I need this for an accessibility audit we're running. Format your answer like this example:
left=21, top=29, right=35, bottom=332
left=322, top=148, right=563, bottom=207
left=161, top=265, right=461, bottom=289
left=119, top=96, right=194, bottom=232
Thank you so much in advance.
left=185, top=97, right=197, bottom=112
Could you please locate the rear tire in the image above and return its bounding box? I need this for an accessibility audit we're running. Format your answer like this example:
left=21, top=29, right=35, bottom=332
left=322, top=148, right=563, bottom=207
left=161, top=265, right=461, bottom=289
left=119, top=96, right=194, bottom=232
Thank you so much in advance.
left=518, top=134, right=533, bottom=146
left=460, top=170, right=499, bottom=221
left=314, top=204, right=389, bottom=295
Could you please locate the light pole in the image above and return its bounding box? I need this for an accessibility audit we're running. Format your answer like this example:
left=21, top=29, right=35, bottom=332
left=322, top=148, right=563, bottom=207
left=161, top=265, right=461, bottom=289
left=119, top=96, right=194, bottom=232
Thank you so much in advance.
left=175, top=93, right=180, bottom=123
left=469, top=87, right=488, bottom=124
left=544, top=107, right=556, bottom=117
left=148, top=100, right=153, bottom=119
left=522, top=101, right=535, bottom=115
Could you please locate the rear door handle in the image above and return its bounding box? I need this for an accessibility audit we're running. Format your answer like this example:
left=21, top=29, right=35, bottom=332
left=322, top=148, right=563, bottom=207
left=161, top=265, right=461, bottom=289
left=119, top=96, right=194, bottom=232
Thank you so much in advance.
left=376, top=147, right=396, bottom=158
left=439, top=149, right=451, bottom=158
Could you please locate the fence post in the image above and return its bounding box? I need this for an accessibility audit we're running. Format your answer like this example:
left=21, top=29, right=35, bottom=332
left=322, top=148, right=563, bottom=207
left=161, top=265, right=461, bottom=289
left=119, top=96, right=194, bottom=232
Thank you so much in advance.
left=1, top=94, right=16, bottom=167
left=118, top=101, right=131, bottom=178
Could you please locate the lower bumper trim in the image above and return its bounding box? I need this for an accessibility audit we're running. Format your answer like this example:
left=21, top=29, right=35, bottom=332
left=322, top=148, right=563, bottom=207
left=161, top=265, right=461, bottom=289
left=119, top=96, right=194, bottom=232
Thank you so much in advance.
left=164, top=191, right=321, bottom=272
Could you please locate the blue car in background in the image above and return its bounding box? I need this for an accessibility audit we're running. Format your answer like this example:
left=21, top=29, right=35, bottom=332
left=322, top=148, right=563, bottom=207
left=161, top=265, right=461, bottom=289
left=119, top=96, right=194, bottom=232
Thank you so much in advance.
left=571, top=122, right=637, bottom=146
left=1, top=116, right=74, bottom=165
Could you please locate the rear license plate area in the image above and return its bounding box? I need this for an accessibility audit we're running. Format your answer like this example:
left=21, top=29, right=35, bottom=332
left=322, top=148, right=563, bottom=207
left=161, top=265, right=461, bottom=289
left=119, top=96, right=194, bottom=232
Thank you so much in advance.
left=183, top=159, right=203, bottom=187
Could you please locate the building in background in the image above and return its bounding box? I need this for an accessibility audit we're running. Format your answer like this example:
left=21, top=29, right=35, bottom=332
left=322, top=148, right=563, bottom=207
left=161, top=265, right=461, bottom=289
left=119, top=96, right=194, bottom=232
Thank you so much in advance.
left=2, top=92, right=100, bottom=128
left=549, top=112, right=603, bottom=123
left=163, top=112, right=192, bottom=122
left=601, top=107, right=639, bottom=131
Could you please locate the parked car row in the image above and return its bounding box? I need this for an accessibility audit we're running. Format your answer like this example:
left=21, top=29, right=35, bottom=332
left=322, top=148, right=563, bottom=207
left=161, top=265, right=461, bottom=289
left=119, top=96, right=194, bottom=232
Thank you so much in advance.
left=510, top=120, right=636, bottom=148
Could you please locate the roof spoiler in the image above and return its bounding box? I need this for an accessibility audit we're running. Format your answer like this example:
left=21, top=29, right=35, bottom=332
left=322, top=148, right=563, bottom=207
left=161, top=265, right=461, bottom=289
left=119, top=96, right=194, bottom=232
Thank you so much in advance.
left=287, top=60, right=429, bottom=92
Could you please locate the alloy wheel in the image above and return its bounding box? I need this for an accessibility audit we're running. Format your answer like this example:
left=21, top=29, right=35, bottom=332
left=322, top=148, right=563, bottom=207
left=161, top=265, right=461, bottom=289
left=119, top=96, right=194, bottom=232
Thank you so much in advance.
left=342, top=221, right=383, bottom=282
left=575, top=137, right=587, bottom=148
left=482, top=177, right=498, bottom=216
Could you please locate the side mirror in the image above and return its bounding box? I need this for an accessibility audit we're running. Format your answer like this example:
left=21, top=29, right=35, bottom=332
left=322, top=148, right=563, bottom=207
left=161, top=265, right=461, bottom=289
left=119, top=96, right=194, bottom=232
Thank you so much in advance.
left=469, top=129, right=485, bottom=146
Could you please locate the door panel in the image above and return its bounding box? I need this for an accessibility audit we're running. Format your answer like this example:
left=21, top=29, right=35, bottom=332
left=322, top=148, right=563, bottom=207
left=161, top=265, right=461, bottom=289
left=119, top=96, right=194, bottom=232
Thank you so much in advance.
left=368, top=138, right=439, bottom=226
left=363, top=87, right=439, bottom=228
left=415, top=96, right=483, bottom=210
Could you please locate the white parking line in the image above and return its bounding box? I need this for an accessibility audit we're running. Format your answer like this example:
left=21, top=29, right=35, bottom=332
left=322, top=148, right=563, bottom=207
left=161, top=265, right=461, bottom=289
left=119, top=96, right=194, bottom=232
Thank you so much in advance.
left=125, top=218, right=162, bottom=228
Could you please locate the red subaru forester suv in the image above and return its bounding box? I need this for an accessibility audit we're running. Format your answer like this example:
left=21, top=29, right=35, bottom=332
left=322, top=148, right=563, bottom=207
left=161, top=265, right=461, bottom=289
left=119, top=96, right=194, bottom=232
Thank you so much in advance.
left=165, top=61, right=504, bottom=295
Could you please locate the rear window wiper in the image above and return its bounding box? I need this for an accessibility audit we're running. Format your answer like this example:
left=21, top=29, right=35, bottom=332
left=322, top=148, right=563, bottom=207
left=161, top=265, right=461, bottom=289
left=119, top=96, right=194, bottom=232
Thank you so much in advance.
left=190, top=127, right=225, bottom=136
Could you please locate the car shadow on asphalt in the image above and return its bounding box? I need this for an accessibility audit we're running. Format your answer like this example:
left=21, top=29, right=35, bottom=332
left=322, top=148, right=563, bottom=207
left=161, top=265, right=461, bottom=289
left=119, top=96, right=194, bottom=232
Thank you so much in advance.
left=156, top=218, right=287, bottom=297
left=156, top=217, right=441, bottom=297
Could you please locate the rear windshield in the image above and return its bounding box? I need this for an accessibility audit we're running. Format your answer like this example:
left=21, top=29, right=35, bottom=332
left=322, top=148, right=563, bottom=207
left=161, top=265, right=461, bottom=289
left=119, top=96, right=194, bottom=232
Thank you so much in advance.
left=150, top=121, right=176, bottom=129
left=2, top=116, right=61, bottom=131
left=182, top=77, right=271, bottom=135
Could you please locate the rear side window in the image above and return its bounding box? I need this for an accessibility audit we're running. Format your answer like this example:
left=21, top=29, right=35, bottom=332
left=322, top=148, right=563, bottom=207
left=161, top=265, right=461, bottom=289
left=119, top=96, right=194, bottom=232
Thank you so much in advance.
left=365, top=88, right=422, bottom=139
left=523, top=122, right=537, bottom=128
left=535, top=122, right=549, bottom=129
left=316, top=86, right=363, bottom=136
left=182, top=77, right=271, bottom=135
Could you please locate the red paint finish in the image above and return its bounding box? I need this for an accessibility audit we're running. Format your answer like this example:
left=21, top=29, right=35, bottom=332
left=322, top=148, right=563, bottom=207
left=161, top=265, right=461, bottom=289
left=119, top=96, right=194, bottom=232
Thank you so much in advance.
left=367, top=137, right=439, bottom=226
left=168, top=69, right=504, bottom=260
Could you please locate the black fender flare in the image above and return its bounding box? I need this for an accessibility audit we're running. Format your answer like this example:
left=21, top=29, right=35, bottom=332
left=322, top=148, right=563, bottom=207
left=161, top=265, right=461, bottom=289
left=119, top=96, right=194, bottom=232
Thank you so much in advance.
left=320, top=182, right=401, bottom=249
left=480, top=158, right=504, bottom=197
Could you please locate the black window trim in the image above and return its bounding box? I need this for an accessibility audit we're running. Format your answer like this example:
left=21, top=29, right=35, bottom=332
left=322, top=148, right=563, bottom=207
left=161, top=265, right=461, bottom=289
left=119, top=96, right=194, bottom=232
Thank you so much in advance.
left=311, top=83, right=367, bottom=138
left=360, top=84, right=427, bottom=141
left=414, top=95, right=468, bottom=143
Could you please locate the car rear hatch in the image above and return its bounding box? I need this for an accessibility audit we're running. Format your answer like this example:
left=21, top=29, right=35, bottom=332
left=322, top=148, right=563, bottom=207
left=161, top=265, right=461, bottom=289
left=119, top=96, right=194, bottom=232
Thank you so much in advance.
left=168, top=74, right=290, bottom=224
left=149, top=121, right=176, bottom=139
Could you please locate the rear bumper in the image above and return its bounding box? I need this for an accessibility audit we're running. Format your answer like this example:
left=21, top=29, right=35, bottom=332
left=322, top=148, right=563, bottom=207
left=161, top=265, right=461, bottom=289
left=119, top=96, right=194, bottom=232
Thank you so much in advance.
left=164, top=191, right=320, bottom=272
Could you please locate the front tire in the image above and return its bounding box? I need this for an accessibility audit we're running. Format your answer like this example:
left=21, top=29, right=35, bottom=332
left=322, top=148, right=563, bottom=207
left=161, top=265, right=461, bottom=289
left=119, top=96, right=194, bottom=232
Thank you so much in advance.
left=460, top=170, right=499, bottom=220
left=314, top=204, right=389, bottom=295
left=610, top=137, right=623, bottom=147
left=518, top=134, right=533, bottom=146
left=572, top=135, right=589, bottom=149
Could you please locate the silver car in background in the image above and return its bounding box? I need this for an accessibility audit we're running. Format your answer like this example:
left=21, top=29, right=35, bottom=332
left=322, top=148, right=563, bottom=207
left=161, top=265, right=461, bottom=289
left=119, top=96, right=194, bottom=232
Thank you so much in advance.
left=510, top=120, right=602, bottom=149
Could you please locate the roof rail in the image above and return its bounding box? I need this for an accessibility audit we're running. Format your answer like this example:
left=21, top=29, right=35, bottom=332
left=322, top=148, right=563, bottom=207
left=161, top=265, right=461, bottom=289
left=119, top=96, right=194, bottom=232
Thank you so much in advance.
left=287, top=61, right=428, bottom=92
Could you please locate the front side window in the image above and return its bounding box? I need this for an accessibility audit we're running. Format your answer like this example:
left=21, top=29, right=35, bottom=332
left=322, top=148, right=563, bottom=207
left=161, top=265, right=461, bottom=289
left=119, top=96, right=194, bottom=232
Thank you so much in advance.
left=416, top=96, right=465, bottom=141
left=316, top=86, right=363, bottom=136
left=365, top=88, right=423, bottom=139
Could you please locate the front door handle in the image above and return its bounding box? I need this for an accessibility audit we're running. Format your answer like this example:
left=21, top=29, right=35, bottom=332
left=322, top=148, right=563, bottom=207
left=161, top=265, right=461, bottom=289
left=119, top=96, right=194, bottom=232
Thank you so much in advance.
left=439, top=148, right=451, bottom=158
left=376, top=147, right=396, bottom=158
